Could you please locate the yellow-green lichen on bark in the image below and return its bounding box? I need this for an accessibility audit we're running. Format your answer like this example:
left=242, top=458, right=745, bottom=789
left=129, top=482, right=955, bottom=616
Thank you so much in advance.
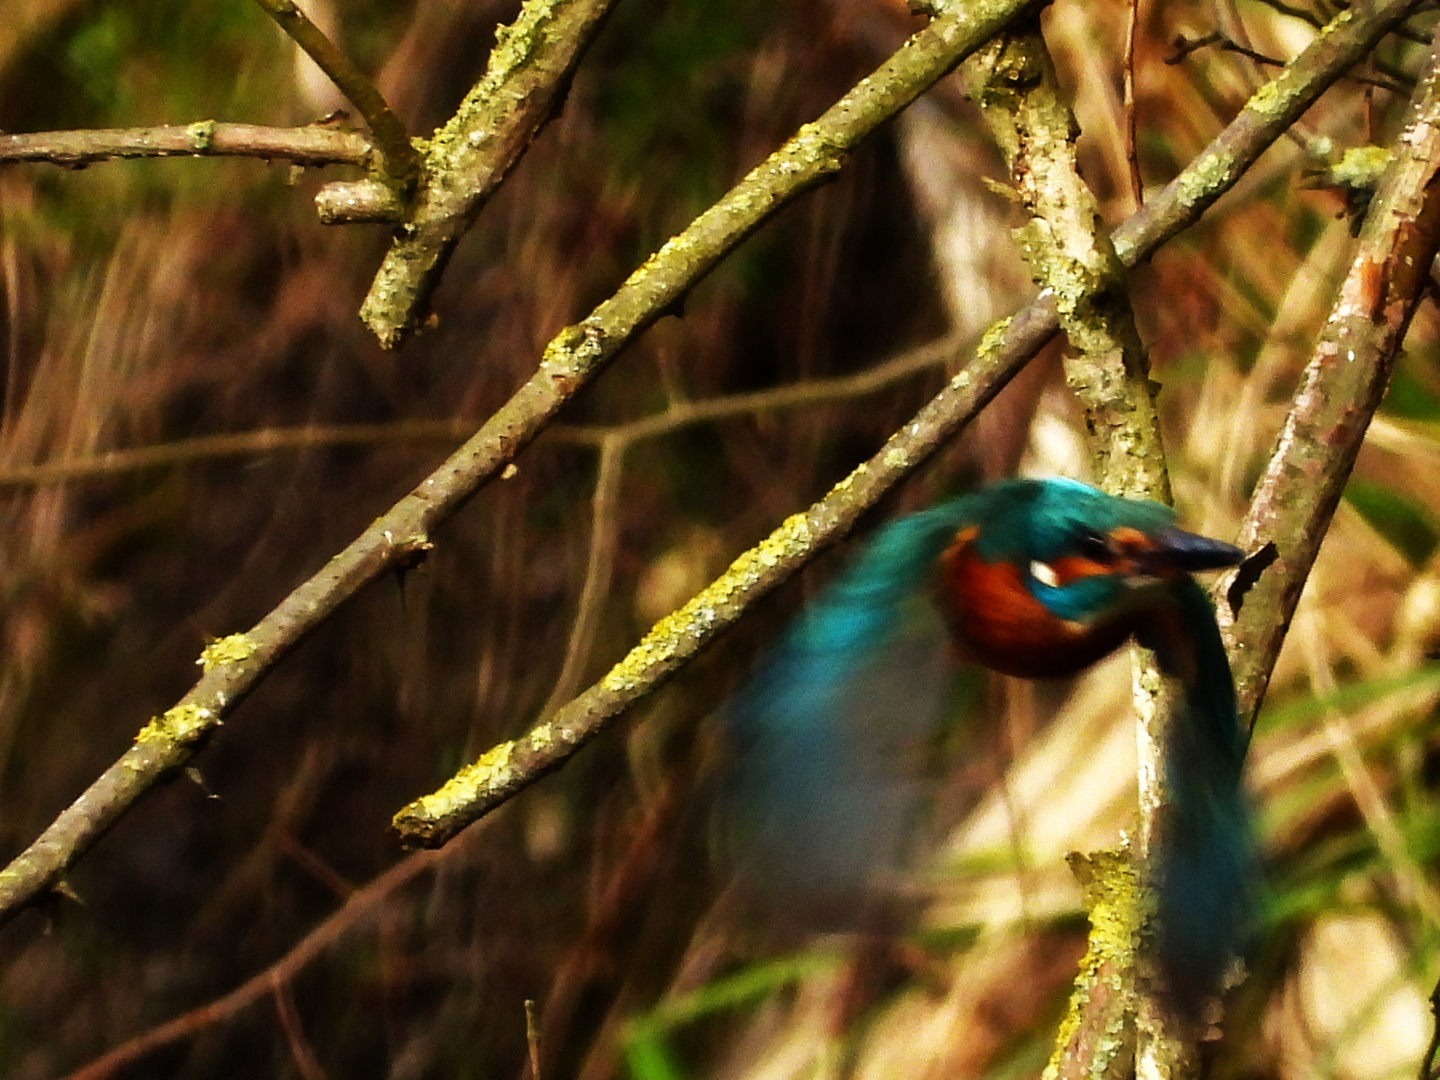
left=976, top=316, right=1014, bottom=362
left=198, top=633, right=257, bottom=670
left=540, top=322, right=605, bottom=374
left=1042, top=848, right=1143, bottom=1080
left=1177, top=152, right=1234, bottom=208
left=1330, top=146, right=1392, bottom=190
left=600, top=514, right=814, bottom=693
left=1247, top=77, right=1287, bottom=119
left=1317, top=6, right=1353, bottom=36
left=425, top=0, right=564, bottom=171
left=399, top=739, right=517, bottom=824
left=786, top=121, right=849, bottom=171
left=882, top=447, right=911, bottom=470
left=185, top=120, right=216, bottom=152
left=136, top=704, right=216, bottom=746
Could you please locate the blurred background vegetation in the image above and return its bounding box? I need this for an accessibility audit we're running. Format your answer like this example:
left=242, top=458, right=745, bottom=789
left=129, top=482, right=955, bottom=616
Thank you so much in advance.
left=2, top=0, right=1440, bottom=1078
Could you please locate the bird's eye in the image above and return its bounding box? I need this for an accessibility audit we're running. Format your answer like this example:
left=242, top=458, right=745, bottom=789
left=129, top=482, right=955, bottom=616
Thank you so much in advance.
left=1073, top=529, right=1112, bottom=560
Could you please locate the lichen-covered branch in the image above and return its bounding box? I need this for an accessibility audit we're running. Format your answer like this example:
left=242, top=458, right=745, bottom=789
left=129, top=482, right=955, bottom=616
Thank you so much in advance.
left=0, top=0, right=1415, bottom=925
left=389, top=0, right=1424, bottom=847
left=968, top=21, right=1188, bottom=1076
left=252, top=0, right=419, bottom=188
left=390, top=321, right=1048, bottom=845
left=0, top=0, right=1045, bottom=926
left=1112, top=3, right=1427, bottom=264
left=1043, top=850, right=1141, bottom=1080
left=0, top=122, right=371, bottom=169
left=1217, top=32, right=1440, bottom=731
left=967, top=21, right=1168, bottom=503
left=357, top=0, right=621, bottom=347
left=357, top=0, right=1051, bottom=349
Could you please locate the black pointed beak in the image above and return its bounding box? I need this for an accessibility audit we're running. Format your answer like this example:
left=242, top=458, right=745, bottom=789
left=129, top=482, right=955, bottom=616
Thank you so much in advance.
left=1144, top=527, right=1245, bottom=573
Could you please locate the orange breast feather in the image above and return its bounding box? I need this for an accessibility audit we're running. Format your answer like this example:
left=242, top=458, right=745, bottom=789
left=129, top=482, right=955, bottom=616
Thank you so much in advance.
left=937, top=531, right=1132, bottom=679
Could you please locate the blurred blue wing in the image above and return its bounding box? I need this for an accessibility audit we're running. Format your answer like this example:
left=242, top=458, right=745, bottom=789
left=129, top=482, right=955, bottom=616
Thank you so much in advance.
left=722, top=502, right=971, bottom=908
left=1145, top=576, right=1255, bottom=1009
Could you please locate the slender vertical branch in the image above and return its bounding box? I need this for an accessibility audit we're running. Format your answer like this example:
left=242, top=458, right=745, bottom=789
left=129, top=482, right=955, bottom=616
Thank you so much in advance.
left=967, top=19, right=1191, bottom=1077
left=1123, top=0, right=1143, bottom=210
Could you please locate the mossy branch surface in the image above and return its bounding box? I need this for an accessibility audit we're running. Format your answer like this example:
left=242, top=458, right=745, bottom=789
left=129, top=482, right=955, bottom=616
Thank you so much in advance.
left=390, top=351, right=1030, bottom=844
left=358, top=0, right=622, bottom=348
left=1043, top=850, right=1142, bottom=1080
left=0, top=0, right=1415, bottom=923
left=1218, top=32, right=1440, bottom=731
left=968, top=21, right=1169, bottom=503
left=969, top=22, right=1195, bottom=1075
left=0, top=0, right=1044, bottom=924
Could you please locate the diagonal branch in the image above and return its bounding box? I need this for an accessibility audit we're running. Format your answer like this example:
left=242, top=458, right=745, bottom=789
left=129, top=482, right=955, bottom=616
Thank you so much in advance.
left=0, top=333, right=960, bottom=489
left=389, top=0, right=1425, bottom=847
left=357, top=0, right=622, bottom=347
left=60, top=841, right=459, bottom=1080
left=1218, top=32, right=1440, bottom=731
left=0, top=0, right=1046, bottom=927
left=0, top=0, right=1418, bottom=924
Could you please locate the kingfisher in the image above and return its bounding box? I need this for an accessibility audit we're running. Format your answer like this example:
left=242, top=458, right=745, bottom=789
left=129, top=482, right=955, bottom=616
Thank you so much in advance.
left=724, top=476, right=1253, bottom=1012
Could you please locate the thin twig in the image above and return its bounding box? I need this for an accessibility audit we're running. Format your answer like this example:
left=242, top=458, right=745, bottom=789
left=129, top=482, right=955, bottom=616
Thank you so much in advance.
left=1165, top=31, right=1284, bottom=68
left=0, top=123, right=371, bottom=169
left=251, top=0, right=418, bottom=188
left=534, top=434, right=626, bottom=720
left=272, top=976, right=329, bottom=1080
left=1123, top=0, right=1143, bottom=211
left=0, top=335, right=960, bottom=490
left=1165, top=29, right=1412, bottom=95
left=525, top=999, right=542, bottom=1080
left=1422, top=977, right=1440, bottom=1080
left=1252, top=0, right=1327, bottom=29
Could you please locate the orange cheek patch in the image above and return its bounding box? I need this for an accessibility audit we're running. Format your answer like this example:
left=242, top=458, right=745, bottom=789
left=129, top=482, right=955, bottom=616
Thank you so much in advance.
left=938, top=534, right=1129, bottom=678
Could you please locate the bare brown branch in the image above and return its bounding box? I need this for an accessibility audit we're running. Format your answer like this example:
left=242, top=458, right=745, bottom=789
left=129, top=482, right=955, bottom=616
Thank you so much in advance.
left=1217, top=34, right=1440, bottom=731
left=0, top=122, right=371, bottom=169
left=252, top=0, right=419, bottom=187
left=0, top=334, right=961, bottom=490
left=61, top=842, right=456, bottom=1080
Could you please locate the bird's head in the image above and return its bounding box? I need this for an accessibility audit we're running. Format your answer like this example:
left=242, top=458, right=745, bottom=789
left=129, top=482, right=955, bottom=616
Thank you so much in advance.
left=938, top=478, right=1243, bottom=679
